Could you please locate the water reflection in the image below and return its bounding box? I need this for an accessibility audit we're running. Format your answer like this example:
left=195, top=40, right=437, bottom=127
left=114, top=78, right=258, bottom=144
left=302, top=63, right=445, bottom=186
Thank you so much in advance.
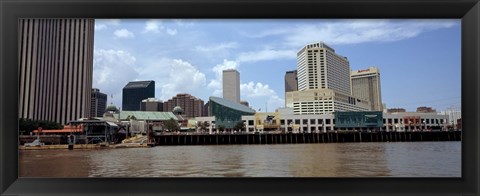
left=19, top=142, right=460, bottom=177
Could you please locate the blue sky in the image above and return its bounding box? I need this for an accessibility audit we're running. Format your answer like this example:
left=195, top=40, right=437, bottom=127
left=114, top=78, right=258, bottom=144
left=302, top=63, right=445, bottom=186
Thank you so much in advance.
left=93, top=19, right=461, bottom=113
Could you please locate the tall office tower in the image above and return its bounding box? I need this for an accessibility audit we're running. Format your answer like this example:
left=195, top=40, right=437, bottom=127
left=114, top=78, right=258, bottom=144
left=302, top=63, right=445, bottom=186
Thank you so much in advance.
left=202, top=101, right=210, bottom=117
left=19, top=19, right=95, bottom=125
left=163, top=93, right=204, bottom=118
left=297, top=42, right=351, bottom=95
left=140, top=98, right=164, bottom=112
left=287, top=42, right=370, bottom=114
left=351, top=67, right=383, bottom=111
left=90, top=88, right=107, bottom=117
left=122, top=80, right=155, bottom=111
left=285, top=70, right=298, bottom=92
left=223, top=69, right=240, bottom=103
left=285, top=70, right=298, bottom=106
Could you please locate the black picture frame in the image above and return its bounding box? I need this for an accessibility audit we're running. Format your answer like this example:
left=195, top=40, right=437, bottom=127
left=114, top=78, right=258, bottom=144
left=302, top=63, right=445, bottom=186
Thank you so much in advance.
left=1, top=0, right=479, bottom=195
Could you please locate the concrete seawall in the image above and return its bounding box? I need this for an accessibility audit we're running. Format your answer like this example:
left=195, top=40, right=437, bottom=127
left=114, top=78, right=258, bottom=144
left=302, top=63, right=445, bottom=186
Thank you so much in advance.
left=153, top=131, right=461, bottom=145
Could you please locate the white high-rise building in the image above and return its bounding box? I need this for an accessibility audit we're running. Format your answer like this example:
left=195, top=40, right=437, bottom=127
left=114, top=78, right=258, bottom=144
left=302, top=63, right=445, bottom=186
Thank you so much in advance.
left=351, top=67, right=383, bottom=111
left=223, top=69, right=240, bottom=103
left=297, top=42, right=351, bottom=95
left=441, top=106, right=461, bottom=127
left=287, top=42, right=370, bottom=115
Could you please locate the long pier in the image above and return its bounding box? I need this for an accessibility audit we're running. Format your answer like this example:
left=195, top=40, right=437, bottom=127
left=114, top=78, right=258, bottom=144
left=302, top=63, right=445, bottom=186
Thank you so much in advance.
left=153, top=131, right=461, bottom=145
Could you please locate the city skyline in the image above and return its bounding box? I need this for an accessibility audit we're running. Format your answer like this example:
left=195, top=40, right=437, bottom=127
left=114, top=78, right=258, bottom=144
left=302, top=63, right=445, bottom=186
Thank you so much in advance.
left=93, top=19, right=461, bottom=113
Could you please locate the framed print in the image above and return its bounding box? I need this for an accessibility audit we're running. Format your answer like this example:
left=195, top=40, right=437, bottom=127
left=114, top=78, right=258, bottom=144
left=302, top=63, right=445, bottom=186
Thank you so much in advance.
left=1, top=0, right=479, bottom=195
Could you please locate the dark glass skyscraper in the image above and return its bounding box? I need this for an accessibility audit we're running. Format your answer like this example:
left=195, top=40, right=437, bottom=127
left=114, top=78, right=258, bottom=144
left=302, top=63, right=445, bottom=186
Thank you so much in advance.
left=91, top=88, right=107, bottom=117
left=122, top=81, right=155, bottom=111
left=285, top=70, right=298, bottom=92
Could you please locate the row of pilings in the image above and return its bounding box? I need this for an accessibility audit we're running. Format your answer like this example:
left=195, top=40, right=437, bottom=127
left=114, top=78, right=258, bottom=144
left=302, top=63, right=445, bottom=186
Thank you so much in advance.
left=153, top=131, right=461, bottom=146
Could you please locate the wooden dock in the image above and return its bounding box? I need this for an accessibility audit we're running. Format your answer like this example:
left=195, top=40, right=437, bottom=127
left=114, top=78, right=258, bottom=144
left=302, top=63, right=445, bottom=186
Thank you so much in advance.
left=153, top=131, right=461, bottom=145
left=19, top=131, right=461, bottom=149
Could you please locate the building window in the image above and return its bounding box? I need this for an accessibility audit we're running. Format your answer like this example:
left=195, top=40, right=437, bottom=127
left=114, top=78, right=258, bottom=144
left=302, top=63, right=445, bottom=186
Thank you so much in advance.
left=310, top=119, right=316, bottom=124
left=318, top=119, right=323, bottom=125
left=248, top=120, right=254, bottom=126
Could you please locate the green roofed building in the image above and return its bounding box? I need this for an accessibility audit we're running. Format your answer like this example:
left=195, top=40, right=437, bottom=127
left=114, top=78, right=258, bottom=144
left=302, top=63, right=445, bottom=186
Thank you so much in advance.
left=209, top=96, right=255, bottom=129
left=115, top=111, right=178, bottom=121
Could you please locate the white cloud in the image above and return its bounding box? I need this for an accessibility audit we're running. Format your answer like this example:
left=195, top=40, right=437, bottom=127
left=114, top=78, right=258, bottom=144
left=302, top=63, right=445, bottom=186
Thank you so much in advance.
left=211, top=59, right=240, bottom=78
left=95, top=24, right=107, bottom=31
left=166, top=28, right=177, bottom=35
left=114, top=29, right=135, bottom=39
left=93, top=49, right=139, bottom=107
left=241, top=28, right=290, bottom=38
left=173, top=19, right=195, bottom=27
left=144, top=19, right=162, bottom=33
left=195, top=42, right=238, bottom=52
left=246, top=19, right=457, bottom=47
left=95, top=19, right=121, bottom=31
left=143, top=19, right=178, bottom=36
left=237, top=49, right=296, bottom=63
left=137, top=58, right=207, bottom=101
left=285, top=20, right=457, bottom=46
left=241, top=82, right=275, bottom=97
left=105, top=19, right=121, bottom=26
left=240, top=82, right=285, bottom=112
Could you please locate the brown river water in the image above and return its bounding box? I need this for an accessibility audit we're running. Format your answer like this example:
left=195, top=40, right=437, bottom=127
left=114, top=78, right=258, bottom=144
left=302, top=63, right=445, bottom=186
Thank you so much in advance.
left=19, top=142, right=461, bottom=177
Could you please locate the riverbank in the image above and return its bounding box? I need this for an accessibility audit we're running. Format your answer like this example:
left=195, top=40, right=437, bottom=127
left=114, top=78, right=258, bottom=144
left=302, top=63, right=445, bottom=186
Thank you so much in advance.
left=19, top=143, right=149, bottom=150
left=19, top=131, right=461, bottom=149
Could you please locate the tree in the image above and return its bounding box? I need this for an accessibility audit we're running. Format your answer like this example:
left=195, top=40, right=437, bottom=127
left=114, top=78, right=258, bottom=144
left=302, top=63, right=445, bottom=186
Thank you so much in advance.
left=217, top=125, right=225, bottom=132
left=201, top=121, right=210, bottom=133
left=234, top=121, right=245, bottom=132
left=126, top=115, right=137, bottom=121
left=18, top=118, right=63, bottom=134
left=197, top=121, right=206, bottom=132
left=203, top=121, right=210, bottom=128
left=164, top=118, right=179, bottom=132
